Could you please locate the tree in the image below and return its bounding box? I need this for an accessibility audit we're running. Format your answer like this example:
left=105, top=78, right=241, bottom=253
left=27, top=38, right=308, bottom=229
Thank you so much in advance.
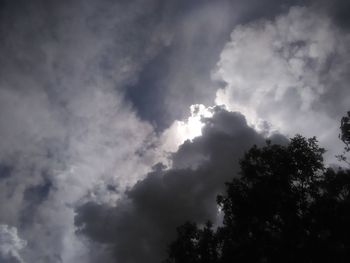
left=164, top=221, right=218, bottom=263
left=337, top=111, right=350, bottom=165
left=340, top=111, right=350, bottom=146
left=165, top=135, right=350, bottom=263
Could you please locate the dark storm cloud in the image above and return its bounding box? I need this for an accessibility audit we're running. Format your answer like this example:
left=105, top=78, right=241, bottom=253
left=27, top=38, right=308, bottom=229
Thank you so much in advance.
left=75, top=108, right=287, bottom=263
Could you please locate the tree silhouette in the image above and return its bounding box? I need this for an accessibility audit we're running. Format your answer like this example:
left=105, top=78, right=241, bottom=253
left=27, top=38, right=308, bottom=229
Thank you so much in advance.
left=164, top=221, right=218, bottom=263
left=338, top=111, right=350, bottom=165
left=165, top=135, right=350, bottom=263
left=340, top=112, right=350, bottom=146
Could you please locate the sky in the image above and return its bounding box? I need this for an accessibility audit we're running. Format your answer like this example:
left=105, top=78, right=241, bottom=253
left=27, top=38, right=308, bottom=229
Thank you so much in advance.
left=0, top=0, right=349, bottom=262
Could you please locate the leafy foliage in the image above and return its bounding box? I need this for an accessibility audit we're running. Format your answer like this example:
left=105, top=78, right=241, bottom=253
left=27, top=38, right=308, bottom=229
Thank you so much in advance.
left=165, top=135, right=350, bottom=263
left=337, top=111, right=350, bottom=165
left=164, top=221, right=218, bottom=263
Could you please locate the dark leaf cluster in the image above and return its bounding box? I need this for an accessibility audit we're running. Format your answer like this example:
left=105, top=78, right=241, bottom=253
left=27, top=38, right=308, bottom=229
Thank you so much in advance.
left=337, top=111, right=350, bottom=164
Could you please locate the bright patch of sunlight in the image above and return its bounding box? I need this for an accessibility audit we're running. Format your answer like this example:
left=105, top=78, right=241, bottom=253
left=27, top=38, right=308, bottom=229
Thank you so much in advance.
left=176, top=104, right=213, bottom=141
left=161, top=104, right=214, bottom=153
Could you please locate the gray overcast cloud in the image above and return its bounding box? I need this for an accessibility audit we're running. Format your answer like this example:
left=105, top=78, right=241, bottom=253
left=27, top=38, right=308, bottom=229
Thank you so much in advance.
left=0, top=0, right=349, bottom=262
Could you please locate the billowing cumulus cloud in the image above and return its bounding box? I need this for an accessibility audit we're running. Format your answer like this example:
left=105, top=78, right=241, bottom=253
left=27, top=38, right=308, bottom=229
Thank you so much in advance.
left=124, top=0, right=308, bottom=130
left=213, top=6, right=350, bottom=162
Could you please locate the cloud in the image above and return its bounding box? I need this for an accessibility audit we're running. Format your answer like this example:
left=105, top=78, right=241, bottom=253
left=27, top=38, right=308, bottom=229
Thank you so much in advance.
left=213, top=6, right=350, bottom=162
left=75, top=108, right=287, bottom=263
left=159, top=104, right=214, bottom=154
left=0, top=225, right=26, bottom=263
left=315, top=0, right=350, bottom=30
left=0, top=0, right=168, bottom=261
left=124, top=0, right=307, bottom=130
left=0, top=1, right=349, bottom=262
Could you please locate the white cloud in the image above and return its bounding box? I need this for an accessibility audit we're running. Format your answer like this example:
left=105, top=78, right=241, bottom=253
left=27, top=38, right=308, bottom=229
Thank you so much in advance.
left=0, top=225, right=26, bottom=263
left=213, top=6, right=350, bottom=162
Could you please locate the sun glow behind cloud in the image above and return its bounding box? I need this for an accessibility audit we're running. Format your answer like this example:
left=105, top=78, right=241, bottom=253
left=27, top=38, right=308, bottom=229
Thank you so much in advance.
left=161, top=104, right=214, bottom=153
left=161, top=101, right=275, bottom=157
left=176, top=104, right=213, bottom=141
